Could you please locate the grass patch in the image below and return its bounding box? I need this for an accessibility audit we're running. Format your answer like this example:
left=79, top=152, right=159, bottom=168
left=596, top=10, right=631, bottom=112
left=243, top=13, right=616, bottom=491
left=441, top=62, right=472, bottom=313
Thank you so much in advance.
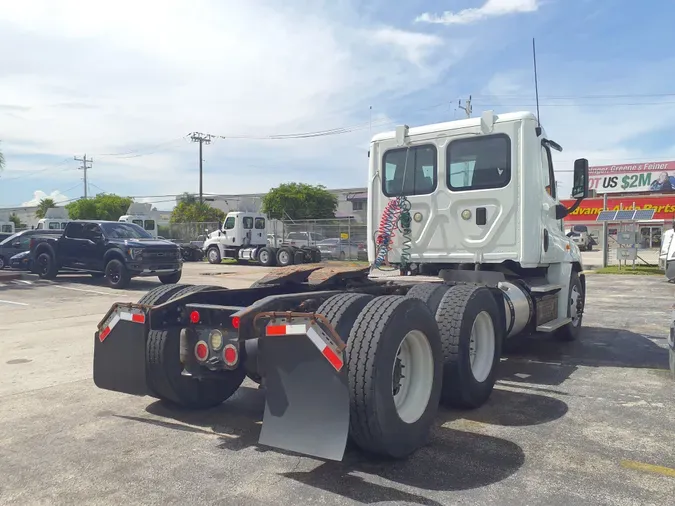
left=594, top=264, right=663, bottom=276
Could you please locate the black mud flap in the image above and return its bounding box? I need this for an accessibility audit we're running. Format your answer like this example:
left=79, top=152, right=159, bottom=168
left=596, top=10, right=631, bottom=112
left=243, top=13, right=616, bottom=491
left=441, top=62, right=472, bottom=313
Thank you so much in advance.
left=93, top=304, right=150, bottom=396
left=258, top=334, right=349, bottom=461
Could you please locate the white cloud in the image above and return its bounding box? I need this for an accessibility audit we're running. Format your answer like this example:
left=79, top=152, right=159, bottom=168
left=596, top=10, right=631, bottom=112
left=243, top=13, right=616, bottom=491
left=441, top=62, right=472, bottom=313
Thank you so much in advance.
left=416, top=0, right=540, bottom=25
left=21, top=190, right=70, bottom=207
left=0, top=0, right=465, bottom=202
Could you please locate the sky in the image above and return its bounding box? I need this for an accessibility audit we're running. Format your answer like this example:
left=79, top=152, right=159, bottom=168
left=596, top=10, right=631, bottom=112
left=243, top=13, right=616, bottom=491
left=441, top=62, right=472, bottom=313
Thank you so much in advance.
left=1, top=0, right=674, bottom=210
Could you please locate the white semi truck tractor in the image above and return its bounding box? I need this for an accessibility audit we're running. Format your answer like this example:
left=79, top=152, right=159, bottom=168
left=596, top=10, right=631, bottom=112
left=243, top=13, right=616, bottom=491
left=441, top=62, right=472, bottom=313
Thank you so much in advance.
left=93, top=110, right=589, bottom=462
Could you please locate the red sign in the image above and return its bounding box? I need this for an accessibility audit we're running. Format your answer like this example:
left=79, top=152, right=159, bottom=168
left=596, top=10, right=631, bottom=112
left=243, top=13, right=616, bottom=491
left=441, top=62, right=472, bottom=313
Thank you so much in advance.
left=589, top=160, right=675, bottom=176
left=560, top=196, right=675, bottom=222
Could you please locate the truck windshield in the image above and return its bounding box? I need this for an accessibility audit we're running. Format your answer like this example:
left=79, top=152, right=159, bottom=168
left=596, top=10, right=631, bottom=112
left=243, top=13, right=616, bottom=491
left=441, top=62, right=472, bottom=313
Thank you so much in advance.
left=100, top=222, right=153, bottom=239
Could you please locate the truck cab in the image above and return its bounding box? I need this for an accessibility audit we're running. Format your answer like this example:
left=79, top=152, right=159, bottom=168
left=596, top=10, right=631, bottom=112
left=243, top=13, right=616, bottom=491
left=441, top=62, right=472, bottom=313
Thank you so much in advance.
left=36, top=207, right=71, bottom=231
left=368, top=110, right=589, bottom=336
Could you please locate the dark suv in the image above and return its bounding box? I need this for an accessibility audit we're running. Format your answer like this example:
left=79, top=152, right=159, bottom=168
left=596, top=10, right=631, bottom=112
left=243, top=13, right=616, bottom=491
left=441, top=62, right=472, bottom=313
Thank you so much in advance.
left=0, top=229, right=62, bottom=270
left=30, top=220, right=183, bottom=289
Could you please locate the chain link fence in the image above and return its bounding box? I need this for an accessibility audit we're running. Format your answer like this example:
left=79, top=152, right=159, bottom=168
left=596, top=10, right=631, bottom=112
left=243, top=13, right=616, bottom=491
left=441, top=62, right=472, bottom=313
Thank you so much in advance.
left=158, top=222, right=220, bottom=242
left=270, top=218, right=368, bottom=262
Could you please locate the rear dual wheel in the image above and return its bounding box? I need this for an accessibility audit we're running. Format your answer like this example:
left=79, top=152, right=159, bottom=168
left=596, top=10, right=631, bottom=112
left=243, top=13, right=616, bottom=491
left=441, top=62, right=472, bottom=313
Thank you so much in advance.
left=319, top=293, right=443, bottom=458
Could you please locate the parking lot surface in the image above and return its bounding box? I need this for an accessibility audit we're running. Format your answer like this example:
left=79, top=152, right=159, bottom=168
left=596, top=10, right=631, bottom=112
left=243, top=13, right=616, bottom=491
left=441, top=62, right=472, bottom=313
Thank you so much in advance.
left=0, top=263, right=673, bottom=505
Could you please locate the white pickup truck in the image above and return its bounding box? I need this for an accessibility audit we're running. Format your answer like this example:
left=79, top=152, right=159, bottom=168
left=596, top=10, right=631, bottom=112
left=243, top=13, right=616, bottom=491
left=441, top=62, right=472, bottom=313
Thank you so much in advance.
left=566, top=225, right=594, bottom=251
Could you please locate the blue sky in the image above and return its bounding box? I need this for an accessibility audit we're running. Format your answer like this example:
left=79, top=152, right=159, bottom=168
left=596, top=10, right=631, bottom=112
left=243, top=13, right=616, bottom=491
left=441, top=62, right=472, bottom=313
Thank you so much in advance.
left=1, top=0, right=674, bottom=210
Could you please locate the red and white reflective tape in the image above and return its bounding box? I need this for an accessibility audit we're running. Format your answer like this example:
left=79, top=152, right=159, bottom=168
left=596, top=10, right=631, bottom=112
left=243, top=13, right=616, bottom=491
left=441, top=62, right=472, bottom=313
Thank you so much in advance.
left=99, top=311, right=146, bottom=343
left=265, top=323, right=308, bottom=336
left=265, top=321, right=344, bottom=372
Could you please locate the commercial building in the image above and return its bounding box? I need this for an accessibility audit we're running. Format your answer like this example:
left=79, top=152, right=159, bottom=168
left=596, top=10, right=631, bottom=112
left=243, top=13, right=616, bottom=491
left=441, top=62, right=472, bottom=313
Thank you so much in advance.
left=561, top=160, right=675, bottom=249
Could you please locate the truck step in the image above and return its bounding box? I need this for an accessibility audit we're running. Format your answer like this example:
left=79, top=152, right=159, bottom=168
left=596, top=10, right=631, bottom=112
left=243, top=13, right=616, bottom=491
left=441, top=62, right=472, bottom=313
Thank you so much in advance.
left=536, top=317, right=572, bottom=332
left=530, top=284, right=562, bottom=293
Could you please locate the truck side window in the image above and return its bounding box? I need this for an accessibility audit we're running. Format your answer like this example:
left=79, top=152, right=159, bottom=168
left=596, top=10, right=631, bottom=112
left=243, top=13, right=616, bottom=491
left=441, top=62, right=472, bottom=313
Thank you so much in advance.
left=382, top=145, right=437, bottom=197
left=224, top=217, right=236, bottom=230
left=243, top=217, right=253, bottom=229
left=144, top=220, right=155, bottom=231
left=83, top=223, right=103, bottom=241
left=132, top=219, right=143, bottom=227
left=447, top=134, right=511, bottom=191
left=255, top=218, right=265, bottom=229
left=48, top=222, right=59, bottom=229
left=541, top=145, right=557, bottom=199
left=65, top=223, right=84, bottom=239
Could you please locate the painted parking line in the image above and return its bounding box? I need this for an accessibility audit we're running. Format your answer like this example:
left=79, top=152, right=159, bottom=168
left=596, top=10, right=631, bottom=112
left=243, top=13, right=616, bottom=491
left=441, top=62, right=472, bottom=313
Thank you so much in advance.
left=620, top=459, right=675, bottom=478
left=51, top=284, right=117, bottom=296
left=11, top=279, right=33, bottom=285
left=0, top=299, right=29, bottom=306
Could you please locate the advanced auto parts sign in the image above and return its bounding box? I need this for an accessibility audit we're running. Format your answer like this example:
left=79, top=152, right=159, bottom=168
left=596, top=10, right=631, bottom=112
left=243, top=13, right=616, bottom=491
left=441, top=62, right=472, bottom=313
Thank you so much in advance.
left=589, top=161, right=675, bottom=194
left=560, top=196, right=675, bottom=222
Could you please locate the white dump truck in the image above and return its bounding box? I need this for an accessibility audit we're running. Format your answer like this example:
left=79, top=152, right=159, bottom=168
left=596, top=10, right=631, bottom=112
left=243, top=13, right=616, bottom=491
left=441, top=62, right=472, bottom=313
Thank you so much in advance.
left=93, top=110, right=589, bottom=461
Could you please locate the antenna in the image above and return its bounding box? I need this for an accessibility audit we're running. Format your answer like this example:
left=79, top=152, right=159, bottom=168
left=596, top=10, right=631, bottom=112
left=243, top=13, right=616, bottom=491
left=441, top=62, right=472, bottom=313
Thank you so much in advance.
left=532, top=38, right=542, bottom=136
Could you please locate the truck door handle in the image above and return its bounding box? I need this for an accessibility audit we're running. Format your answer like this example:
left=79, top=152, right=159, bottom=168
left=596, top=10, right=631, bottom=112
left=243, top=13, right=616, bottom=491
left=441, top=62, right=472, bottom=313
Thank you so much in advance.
left=476, top=207, right=487, bottom=226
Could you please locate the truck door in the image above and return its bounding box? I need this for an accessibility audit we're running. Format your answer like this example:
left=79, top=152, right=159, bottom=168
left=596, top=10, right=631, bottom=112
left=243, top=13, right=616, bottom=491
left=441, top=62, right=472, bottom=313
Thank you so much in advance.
left=540, top=143, right=566, bottom=263
left=81, top=223, right=106, bottom=270
left=222, top=216, right=236, bottom=245
left=61, top=223, right=85, bottom=268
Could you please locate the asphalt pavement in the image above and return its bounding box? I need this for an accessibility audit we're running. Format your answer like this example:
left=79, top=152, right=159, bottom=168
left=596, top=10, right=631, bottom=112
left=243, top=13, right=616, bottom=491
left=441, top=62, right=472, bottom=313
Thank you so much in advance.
left=0, top=263, right=673, bottom=506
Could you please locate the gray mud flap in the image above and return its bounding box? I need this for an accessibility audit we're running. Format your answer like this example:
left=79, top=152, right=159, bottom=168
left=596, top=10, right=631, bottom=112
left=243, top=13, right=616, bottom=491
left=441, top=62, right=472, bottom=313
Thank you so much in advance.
left=93, top=304, right=150, bottom=396
left=258, top=323, right=349, bottom=461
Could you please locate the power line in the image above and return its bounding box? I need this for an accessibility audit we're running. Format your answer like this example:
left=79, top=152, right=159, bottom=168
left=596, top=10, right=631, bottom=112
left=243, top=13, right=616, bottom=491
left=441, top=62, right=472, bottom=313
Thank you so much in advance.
left=74, top=154, right=93, bottom=198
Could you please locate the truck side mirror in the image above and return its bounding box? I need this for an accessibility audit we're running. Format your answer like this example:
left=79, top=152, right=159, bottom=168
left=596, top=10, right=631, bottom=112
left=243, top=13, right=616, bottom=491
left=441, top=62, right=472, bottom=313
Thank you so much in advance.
left=571, top=158, right=589, bottom=199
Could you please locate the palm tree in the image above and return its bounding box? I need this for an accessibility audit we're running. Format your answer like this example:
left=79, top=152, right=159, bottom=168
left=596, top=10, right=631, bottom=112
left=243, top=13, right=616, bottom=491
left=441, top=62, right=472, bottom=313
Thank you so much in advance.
left=36, top=198, right=57, bottom=219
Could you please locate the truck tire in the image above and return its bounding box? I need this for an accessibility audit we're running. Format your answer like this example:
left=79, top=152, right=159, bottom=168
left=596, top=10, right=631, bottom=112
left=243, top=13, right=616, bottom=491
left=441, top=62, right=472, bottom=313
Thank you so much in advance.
left=311, top=248, right=322, bottom=263
left=435, top=285, right=502, bottom=409
left=159, top=271, right=182, bottom=284
left=346, top=296, right=443, bottom=458
left=555, top=270, right=584, bottom=342
left=207, top=246, right=221, bottom=264
left=406, top=282, right=451, bottom=315
left=258, top=247, right=276, bottom=267
left=35, top=252, right=58, bottom=280
left=146, top=329, right=245, bottom=409
left=105, top=259, right=131, bottom=289
left=276, top=247, right=294, bottom=267
left=137, top=284, right=191, bottom=305
left=317, top=293, right=374, bottom=341
left=294, top=249, right=305, bottom=264
left=0, top=256, right=5, bottom=269
left=167, top=284, right=223, bottom=302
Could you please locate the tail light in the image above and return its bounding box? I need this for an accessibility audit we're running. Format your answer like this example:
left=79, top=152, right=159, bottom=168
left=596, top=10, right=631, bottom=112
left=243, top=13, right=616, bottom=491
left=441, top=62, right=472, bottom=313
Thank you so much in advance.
left=223, top=344, right=238, bottom=366
left=194, top=341, right=209, bottom=361
left=189, top=310, right=200, bottom=323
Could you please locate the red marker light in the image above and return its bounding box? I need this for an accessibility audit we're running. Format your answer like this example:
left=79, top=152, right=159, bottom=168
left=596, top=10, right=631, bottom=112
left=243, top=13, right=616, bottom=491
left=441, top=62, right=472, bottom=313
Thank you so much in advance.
left=231, top=316, right=240, bottom=329
left=194, top=341, right=209, bottom=361
left=223, top=344, right=238, bottom=365
left=189, top=310, right=200, bottom=324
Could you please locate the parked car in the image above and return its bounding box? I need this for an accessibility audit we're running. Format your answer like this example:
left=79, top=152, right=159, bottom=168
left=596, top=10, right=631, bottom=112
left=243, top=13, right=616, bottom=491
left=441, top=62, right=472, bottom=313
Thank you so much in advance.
left=29, top=220, right=183, bottom=289
left=317, top=238, right=361, bottom=260
left=0, top=229, right=62, bottom=269
left=9, top=250, right=31, bottom=270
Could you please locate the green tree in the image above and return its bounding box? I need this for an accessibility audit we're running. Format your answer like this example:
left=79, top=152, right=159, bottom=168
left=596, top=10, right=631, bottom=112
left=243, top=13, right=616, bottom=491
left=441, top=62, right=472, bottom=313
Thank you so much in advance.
left=66, top=193, right=133, bottom=221
left=35, top=198, right=57, bottom=219
left=9, top=213, right=24, bottom=229
left=261, top=183, right=337, bottom=220
left=170, top=200, right=226, bottom=223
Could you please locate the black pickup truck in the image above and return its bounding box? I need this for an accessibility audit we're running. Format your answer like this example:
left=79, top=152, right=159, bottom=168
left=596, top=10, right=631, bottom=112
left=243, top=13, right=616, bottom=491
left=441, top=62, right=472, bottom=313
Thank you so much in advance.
left=30, top=220, right=183, bottom=289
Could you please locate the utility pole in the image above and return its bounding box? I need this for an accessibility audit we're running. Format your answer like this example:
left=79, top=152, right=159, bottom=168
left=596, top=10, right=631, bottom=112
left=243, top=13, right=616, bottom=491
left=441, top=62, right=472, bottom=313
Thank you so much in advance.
left=74, top=154, right=93, bottom=198
left=190, top=132, right=213, bottom=204
left=458, top=95, right=472, bottom=118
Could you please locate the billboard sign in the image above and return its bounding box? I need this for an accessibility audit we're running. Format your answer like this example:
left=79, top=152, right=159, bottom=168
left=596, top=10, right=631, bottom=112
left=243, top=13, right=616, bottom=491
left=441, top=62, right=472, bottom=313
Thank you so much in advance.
left=589, top=161, right=675, bottom=194
left=560, top=196, right=675, bottom=222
